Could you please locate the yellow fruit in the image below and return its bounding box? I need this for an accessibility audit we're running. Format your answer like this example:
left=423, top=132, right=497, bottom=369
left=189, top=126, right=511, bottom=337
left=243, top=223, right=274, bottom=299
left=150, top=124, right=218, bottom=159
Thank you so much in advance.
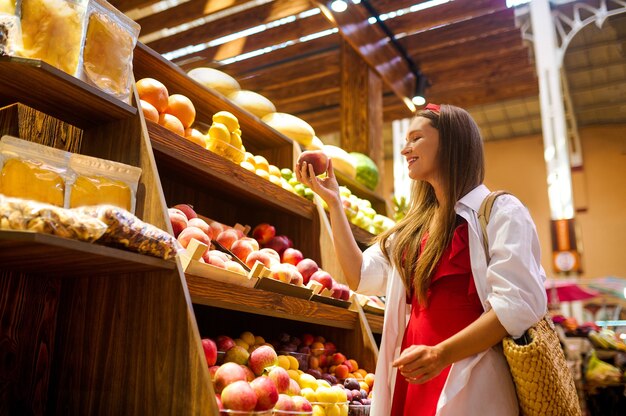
left=277, top=355, right=291, bottom=370
left=234, top=339, right=249, bottom=350
left=287, top=369, right=300, bottom=381
left=268, top=165, right=281, bottom=177
left=240, top=331, right=255, bottom=346
left=298, top=373, right=317, bottom=390
left=301, top=387, right=317, bottom=403
left=224, top=146, right=244, bottom=164
left=332, top=385, right=347, bottom=402
left=316, top=386, right=338, bottom=403
left=256, top=169, right=270, bottom=180
left=254, top=336, right=265, bottom=345
left=286, top=355, right=299, bottom=371
left=326, top=404, right=341, bottom=416
left=230, top=131, right=243, bottom=149
left=312, top=404, right=325, bottom=416
left=253, top=155, right=269, bottom=172
left=208, top=122, right=231, bottom=143
left=240, top=161, right=256, bottom=172
left=244, top=152, right=256, bottom=167
left=359, top=381, right=370, bottom=393
left=269, top=175, right=282, bottom=186
left=212, top=111, right=239, bottom=132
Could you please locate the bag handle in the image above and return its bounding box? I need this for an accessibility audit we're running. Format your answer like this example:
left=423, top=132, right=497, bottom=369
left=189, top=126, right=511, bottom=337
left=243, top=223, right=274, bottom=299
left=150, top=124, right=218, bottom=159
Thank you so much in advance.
left=478, top=190, right=509, bottom=262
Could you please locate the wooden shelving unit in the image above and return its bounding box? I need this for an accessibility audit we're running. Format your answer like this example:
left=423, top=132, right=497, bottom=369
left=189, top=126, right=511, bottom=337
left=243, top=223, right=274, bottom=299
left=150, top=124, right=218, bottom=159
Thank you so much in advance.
left=365, top=313, right=384, bottom=334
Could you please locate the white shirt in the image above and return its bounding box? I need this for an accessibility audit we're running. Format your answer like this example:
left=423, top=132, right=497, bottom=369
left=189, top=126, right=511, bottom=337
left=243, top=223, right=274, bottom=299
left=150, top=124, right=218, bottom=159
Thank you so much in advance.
left=357, top=184, right=547, bottom=415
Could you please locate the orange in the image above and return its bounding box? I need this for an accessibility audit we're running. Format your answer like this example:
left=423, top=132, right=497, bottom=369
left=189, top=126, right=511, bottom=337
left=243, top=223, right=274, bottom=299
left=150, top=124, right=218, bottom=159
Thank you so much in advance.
left=139, top=100, right=159, bottom=123
left=136, top=78, right=169, bottom=112
left=158, top=113, right=185, bottom=137
left=164, top=94, right=196, bottom=128
left=184, top=128, right=207, bottom=147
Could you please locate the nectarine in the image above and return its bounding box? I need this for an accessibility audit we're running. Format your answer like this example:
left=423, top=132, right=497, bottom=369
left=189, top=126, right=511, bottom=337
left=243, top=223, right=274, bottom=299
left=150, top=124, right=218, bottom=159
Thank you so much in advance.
left=136, top=78, right=168, bottom=112
left=165, top=94, right=196, bottom=128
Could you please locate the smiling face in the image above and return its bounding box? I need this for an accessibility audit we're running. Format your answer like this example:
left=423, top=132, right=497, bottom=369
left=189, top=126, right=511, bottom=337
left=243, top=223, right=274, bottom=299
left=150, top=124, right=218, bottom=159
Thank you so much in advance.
left=401, top=116, right=441, bottom=185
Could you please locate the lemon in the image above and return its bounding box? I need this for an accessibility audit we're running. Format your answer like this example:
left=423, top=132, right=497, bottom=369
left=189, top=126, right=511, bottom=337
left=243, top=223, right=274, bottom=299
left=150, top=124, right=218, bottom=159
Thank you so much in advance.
left=277, top=355, right=290, bottom=370
left=212, top=111, right=239, bottom=132
left=208, top=122, right=231, bottom=143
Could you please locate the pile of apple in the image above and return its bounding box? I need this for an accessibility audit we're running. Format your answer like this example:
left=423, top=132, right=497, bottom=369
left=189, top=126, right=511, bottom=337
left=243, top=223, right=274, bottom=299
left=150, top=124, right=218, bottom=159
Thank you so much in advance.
left=251, top=223, right=350, bottom=300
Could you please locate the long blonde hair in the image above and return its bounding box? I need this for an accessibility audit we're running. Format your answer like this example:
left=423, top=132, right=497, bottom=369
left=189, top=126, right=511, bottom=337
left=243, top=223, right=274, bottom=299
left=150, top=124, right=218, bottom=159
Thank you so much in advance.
left=377, top=104, right=485, bottom=305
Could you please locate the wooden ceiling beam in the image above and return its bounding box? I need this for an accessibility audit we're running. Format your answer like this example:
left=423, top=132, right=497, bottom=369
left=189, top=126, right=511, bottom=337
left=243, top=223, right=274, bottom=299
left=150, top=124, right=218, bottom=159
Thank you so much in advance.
left=110, top=0, right=156, bottom=12
left=385, top=0, right=509, bottom=37
left=171, top=13, right=333, bottom=70
left=368, top=0, right=431, bottom=15
left=136, top=0, right=252, bottom=36
left=275, top=91, right=341, bottom=115
left=251, top=73, right=340, bottom=103
left=146, top=0, right=316, bottom=54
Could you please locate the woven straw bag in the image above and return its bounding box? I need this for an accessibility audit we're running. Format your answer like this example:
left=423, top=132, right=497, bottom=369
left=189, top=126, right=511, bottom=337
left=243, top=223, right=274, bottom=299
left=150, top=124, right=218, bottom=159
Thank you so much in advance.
left=478, top=191, right=581, bottom=416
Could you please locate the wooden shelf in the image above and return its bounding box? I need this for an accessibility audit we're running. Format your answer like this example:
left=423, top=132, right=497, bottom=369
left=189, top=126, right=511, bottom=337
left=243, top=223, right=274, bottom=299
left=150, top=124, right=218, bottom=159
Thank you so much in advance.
left=0, top=230, right=175, bottom=276
left=134, top=43, right=294, bottom=152
left=186, top=274, right=358, bottom=330
left=148, top=121, right=316, bottom=219
left=0, top=56, right=136, bottom=129
left=365, top=313, right=384, bottom=334
left=335, top=170, right=387, bottom=215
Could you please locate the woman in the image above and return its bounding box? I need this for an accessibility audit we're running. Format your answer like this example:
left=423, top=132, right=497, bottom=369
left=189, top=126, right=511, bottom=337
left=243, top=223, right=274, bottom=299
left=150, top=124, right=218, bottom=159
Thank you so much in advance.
left=296, top=104, right=547, bottom=415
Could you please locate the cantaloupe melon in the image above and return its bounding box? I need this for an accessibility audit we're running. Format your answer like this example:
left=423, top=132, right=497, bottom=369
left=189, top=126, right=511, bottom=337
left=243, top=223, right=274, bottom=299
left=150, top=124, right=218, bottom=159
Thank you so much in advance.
left=228, top=90, right=276, bottom=119
left=261, top=112, right=315, bottom=147
left=188, top=67, right=240, bottom=97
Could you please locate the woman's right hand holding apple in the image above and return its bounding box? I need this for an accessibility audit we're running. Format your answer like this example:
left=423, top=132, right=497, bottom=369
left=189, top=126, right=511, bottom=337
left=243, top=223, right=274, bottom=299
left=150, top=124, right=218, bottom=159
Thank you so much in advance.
left=296, top=155, right=341, bottom=208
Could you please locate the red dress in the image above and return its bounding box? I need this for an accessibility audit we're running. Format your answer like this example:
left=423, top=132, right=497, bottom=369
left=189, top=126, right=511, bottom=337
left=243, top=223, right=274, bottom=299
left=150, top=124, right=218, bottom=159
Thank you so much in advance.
left=390, top=219, right=484, bottom=416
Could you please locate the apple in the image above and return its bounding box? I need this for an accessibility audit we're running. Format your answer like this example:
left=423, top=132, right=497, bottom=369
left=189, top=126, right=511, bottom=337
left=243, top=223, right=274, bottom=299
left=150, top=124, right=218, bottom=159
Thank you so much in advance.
left=259, top=248, right=281, bottom=265
left=268, top=366, right=290, bottom=393
left=297, top=259, right=319, bottom=285
left=188, top=217, right=213, bottom=240
left=245, top=250, right=273, bottom=269
left=292, top=395, right=313, bottom=412
left=168, top=208, right=188, bottom=237
left=265, top=235, right=292, bottom=255
left=274, top=394, right=295, bottom=411
left=301, top=333, right=314, bottom=346
left=286, top=378, right=301, bottom=396
left=331, top=281, right=345, bottom=299
left=297, top=150, right=329, bottom=175
left=240, top=365, right=255, bottom=382
left=216, top=335, right=236, bottom=352
left=215, top=394, right=224, bottom=410
left=250, top=376, right=279, bottom=411
left=310, top=270, right=334, bottom=291
left=209, top=365, right=220, bottom=379
left=224, top=345, right=249, bottom=365
left=324, top=342, right=337, bottom=355
left=213, top=362, right=247, bottom=393
left=202, top=338, right=217, bottom=367
left=252, top=223, right=275, bottom=245
left=221, top=380, right=257, bottom=411
left=241, top=237, right=260, bottom=251
left=339, top=284, right=351, bottom=301
left=177, top=226, right=210, bottom=249
left=173, top=203, right=197, bottom=219
left=230, top=239, right=255, bottom=262
left=281, top=248, right=304, bottom=265
left=216, top=229, right=239, bottom=250
left=249, top=345, right=278, bottom=376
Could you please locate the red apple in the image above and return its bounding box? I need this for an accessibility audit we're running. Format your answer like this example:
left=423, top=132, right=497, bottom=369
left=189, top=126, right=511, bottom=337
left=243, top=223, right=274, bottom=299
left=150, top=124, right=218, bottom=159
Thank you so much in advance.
left=339, top=284, right=351, bottom=301
left=250, top=376, right=279, bottom=411
left=216, top=335, right=236, bottom=352
left=252, top=223, right=276, bottom=245
left=249, top=345, right=278, bottom=376
left=168, top=208, right=188, bottom=237
left=245, top=250, right=273, bottom=269
left=230, top=239, right=255, bottom=262
left=286, top=378, right=301, bottom=396
left=213, top=362, right=247, bottom=393
left=297, top=259, right=319, bottom=285
left=268, top=366, right=290, bottom=393
left=297, top=150, right=329, bottom=175
left=177, top=226, right=210, bottom=248
left=221, top=380, right=257, bottom=411
left=310, top=270, right=334, bottom=291
left=216, top=229, right=239, bottom=250
left=331, top=281, right=344, bottom=299
left=202, top=338, right=217, bottom=367
left=292, top=395, right=313, bottom=412
left=209, top=365, right=220, bottom=379
left=274, top=394, right=295, bottom=411
left=240, top=365, right=255, bottom=382
left=173, top=203, right=197, bottom=219
left=259, top=248, right=281, bottom=266
left=188, top=217, right=213, bottom=240
left=282, top=248, right=304, bottom=265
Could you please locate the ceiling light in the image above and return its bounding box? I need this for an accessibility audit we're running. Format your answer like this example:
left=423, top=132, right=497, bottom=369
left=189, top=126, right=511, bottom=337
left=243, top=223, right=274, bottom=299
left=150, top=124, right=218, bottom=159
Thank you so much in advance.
left=329, top=0, right=348, bottom=13
left=412, top=74, right=429, bottom=106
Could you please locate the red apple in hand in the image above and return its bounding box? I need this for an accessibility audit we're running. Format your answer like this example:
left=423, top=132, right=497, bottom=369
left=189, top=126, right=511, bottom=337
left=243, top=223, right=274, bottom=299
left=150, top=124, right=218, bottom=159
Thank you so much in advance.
left=297, top=150, right=329, bottom=175
left=282, top=248, right=304, bottom=265
left=202, top=338, right=217, bottom=367
left=310, top=270, right=333, bottom=291
left=252, top=223, right=275, bottom=245
left=297, top=258, right=319, bottom=285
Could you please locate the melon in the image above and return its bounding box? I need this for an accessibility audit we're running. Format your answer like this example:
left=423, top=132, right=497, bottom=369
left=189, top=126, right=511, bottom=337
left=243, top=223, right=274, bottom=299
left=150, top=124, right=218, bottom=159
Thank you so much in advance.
left=187, top=67, right=240, bottom=97
left=322, top=145, right=356, bottom=179
left=262, top=112, right=315, bottom=147
left=350, top=152, right=379, bottom=190
left=228, top=90, right=276, bottom=119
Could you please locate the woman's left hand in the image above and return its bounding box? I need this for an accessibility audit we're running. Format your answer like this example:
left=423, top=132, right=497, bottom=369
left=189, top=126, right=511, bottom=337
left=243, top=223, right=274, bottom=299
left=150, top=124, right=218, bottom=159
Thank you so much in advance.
left=392, top=344, right=449, bottom=384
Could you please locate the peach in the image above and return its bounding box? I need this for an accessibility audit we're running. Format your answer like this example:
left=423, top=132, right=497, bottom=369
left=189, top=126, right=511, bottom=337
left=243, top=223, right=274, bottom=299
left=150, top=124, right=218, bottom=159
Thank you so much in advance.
left=209, top=221, right=224, bottom=237
left=177, top=226, right=210, bottom=248
left=216, top=229, right=239, bottom=250
left=213, top=362, right=247, bottom=393
left=259, top=248, right=281, bottom=266
left=224, top=345, right=249, bottom=365
left=324, top=342, right=337, bottom=355
left=230, top=239, right=255, bottom=262
left=215, top=394, right=223, bottom=410
left=249, top=345, right=278, bottom=376
left=250, top=376, right=279, bottom=411
left=289, top=267, right=304, bottom=286
left=301, top=333, right=314, bottom=347
left=281, top=248, right=304, bottom=266
left=245, top=250, right=273, bottom=269
left=297, top=259, right=319, bottom=285
left=173, top=203, right=197, bottom=219
left=188, top=217, right=212, bottom=239
left=207, top=255, right=226, bottom=269
left=252, top=223, right=275, bottom=245
left=265, top=235, right=292, bottom=255
left=274, top=394, right=295, bottom=411
left=209, top=250, right=231, bottom=262
left=297, top=150, right=329, bottom=175
left=270, top=263, right=296, bottom=284
left=168, top=208, right=188, bottom=237
left=310, top=270, right=334, bottom=291
left=268, top=366, right=291, bottom=393
left=221, top=380, right=257, bottom=411
left=241, top=237, right=260, bottom=251
left=202, top=338, right=217, bottom=367
left=331, top=353, right=347, bottom=366
left=224, top=260, right=247, bottom=275
left=335, top=364, right=349, bottom=379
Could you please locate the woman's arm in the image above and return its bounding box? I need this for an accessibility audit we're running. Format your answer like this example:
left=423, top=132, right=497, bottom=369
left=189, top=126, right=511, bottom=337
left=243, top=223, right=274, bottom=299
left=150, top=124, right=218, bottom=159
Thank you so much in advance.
left=296, top=160, right=363, bottom=290
left=392, top=309, right=508, bottom=383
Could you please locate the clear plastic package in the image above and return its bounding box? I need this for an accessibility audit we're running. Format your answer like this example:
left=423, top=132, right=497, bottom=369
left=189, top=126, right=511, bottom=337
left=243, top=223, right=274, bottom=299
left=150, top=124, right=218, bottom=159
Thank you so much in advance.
left=0, top=135, right=72, bottom=207
left=73, top=205, right=182, bottom=259
left=0, top=195, right=107, bottom=242
left=17, top=0, right=88, bottom=75
left=82, top=0, right=140, bottom=103
left=69, top=153, right=142, bottom=213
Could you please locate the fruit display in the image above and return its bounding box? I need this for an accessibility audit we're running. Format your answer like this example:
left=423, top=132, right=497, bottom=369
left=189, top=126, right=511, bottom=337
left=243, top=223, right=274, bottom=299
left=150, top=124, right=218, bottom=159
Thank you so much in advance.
left=188, top=66, right=241, bottom=97
left=261, top=113, right=315, bottom=147
left=206, top=111, right=245, bottom=164
left=338, top=187, right=394, bottom=235
left=203, top=330, right=374, bottom=415
left=349, top=153, right=379, bottom=191
left=228, top=90, right=277, bottom=119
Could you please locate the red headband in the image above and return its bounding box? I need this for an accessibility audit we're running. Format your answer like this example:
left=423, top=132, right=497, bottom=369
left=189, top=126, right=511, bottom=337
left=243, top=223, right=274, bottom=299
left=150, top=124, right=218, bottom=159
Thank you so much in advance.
left=424, top=103, right=440, bottom=113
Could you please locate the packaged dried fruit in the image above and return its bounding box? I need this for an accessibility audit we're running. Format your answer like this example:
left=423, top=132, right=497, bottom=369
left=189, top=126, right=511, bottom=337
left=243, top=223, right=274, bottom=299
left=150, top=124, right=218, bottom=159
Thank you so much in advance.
left=0, top=195, right=107, bottom=242
left=82, top=0, right=140, bottom=103
left=73, top=205, right=182, bottom=260
left=0, top=13, right=21, bottom=56
left=69, top=153, right=142, bottom=213
left=17, top=0, right=88, bottom=76
left=0, top=135, right=72, bottom=207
